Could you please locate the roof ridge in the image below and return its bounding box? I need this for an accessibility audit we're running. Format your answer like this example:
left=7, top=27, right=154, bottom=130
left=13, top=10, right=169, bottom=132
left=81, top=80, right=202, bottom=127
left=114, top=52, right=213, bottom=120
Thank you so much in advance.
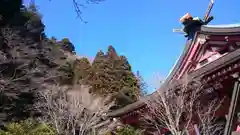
left=204, top=23, right=240, bottom=28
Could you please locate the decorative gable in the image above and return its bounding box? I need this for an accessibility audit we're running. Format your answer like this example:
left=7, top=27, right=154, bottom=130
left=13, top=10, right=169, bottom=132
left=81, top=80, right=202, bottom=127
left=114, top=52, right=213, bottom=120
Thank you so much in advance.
left=195, top=35, right=240, bottom=70
left=195, top=43, right=227, bottom=69
left=174, top=34, right=240, bottom=80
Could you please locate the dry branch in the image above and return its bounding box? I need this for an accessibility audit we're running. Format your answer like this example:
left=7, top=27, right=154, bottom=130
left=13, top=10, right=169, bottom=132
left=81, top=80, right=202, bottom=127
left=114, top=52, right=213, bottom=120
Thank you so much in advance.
left=30, top=0, right=105, bottom=22
left=142, top=77, right=225, bottom=135
left=196, top=97, right=225, bottom=135
left=35, top=84, right=115, bottom=135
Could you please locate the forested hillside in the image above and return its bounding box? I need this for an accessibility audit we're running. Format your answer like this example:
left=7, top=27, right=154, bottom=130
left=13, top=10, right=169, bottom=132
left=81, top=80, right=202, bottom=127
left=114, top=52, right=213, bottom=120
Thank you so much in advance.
left=0, top=0, right=145, bottom=129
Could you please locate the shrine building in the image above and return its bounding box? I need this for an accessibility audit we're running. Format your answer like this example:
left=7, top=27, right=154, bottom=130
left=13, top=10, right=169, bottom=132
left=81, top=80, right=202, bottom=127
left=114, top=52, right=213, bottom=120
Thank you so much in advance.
left=108, top=23, right=240, bottom=135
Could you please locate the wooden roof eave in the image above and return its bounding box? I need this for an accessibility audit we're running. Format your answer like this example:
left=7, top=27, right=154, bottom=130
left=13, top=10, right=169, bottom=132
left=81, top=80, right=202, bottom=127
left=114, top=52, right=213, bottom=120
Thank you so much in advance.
left=108, top=24, right=240, bottom=117
left=190, top=47, right=240, bottom=80
left=201, top=24, right=240, bottom=34
left=108, top=96, right=149, bottom=117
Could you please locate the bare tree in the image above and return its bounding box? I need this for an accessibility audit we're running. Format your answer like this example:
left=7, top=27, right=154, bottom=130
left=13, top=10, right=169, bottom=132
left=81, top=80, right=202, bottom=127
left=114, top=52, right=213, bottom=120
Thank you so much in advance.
left=29, top=0, right=105, bottom=22
left=195, top=96, right=226, bottom=135
left=142, top=78, right=200, bottom=135
left=142, top=77, right=225, bottom=135
left=35, top=84, right=115, bottom=135
left=72, top=0, right=104, bottom=21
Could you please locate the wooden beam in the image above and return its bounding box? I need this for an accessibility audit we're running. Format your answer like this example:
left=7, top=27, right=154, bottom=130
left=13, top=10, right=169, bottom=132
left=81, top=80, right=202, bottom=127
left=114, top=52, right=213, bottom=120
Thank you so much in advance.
left=224, top=79, right=240, bottom=135
left=207, top=35, right=240, bottom=41
left=207, top=41, right=227, bottom=45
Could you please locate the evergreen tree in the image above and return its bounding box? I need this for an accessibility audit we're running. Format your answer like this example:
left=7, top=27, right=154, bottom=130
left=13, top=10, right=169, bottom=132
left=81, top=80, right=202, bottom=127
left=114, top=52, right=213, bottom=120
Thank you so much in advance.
left=91, top=50, right=106, bottom=93
left=119, top=56, right=132, bottom=70
left=91, top=45, right=142, bottom=107
left=73, top=57, right=92, bottom=84
left=58, top=38, right=75, bottom=53
left=136, top=71, right=148, bottom=97
left=22, top=2, right=44, bottom=33
left=106, top=45, right=118, bottom=59
left=92, top=50, right=105, bottom=68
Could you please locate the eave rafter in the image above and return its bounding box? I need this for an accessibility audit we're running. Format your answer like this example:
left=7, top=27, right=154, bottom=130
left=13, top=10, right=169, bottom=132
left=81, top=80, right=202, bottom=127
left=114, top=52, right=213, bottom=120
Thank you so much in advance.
left=202, top=62, right=240, bottom=83
left=175, top=34, right=205, bottom=79
left=206, top=35, right=240, bottom=41
left=191, top=34, right=240, bottom=71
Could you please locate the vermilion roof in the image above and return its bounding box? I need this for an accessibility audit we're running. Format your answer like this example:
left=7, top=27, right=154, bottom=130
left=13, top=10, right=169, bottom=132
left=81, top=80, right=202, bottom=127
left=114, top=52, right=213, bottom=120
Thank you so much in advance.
left=108, top=24, right=240, bottom=117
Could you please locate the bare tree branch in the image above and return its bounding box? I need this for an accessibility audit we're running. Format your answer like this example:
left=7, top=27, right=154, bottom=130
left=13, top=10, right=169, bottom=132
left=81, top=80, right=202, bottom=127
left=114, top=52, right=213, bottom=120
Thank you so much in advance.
left=196, top=96, right=226, bottom=135
left=35, top=84, right=115, bottom=135
left=29, top=0, right=105, bottom=23
left=70, top=0, right=106, bottom=23
left=142, top=76, right=225, bottom=135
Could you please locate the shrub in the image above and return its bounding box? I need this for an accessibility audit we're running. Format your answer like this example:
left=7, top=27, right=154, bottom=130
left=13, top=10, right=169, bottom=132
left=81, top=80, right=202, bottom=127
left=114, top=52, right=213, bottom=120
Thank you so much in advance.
left=0, top=119, right=56, bottom=135
left=22, top=3, right=42, bottom=22
left=116, top=126, right=143, bottom=135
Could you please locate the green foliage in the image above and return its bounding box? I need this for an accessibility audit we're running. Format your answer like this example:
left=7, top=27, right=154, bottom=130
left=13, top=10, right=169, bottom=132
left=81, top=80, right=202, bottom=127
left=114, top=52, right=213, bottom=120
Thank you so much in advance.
left=0, top=0, right=45, bottom=126
left=58, top=61, right=75, bottom=84
left=58, top=57, right=92, bottom=85
left=57, top=45, right=144, bottom=107
left=59, top=38, right=75, bottom=53
left=90, top=46, right=144, bottom=107
left=116, top=126, right=143, bottom=135
left=21, top=2, right=45, bottom=38
left=22, top=2, right=42, bottom=22
left=61, top=38, right=70, bottom=44
left=135, top=71, right=148, bottom=97
left=0, top=119, right=56, bottom=135
left=73, top=57, right=92, bottom=84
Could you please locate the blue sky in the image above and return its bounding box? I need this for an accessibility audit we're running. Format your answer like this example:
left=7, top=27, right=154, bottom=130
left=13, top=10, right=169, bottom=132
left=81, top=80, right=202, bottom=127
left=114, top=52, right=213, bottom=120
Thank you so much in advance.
left=24, top=0, right=240, bottom=93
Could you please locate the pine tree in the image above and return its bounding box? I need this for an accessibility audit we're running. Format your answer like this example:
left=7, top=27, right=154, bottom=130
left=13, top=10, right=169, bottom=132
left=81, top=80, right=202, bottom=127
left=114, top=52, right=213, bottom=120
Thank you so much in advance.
left=58, top=38, right=75, bottom=53
left=106, top=45, right=118, bottom=59
left=73, top=57, right=92, bottom=84
left=92, top=50, right=105, bottom=69
left=119, top=56, right=132, bottom=71
left=91, top=45, right=143, bottom=108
